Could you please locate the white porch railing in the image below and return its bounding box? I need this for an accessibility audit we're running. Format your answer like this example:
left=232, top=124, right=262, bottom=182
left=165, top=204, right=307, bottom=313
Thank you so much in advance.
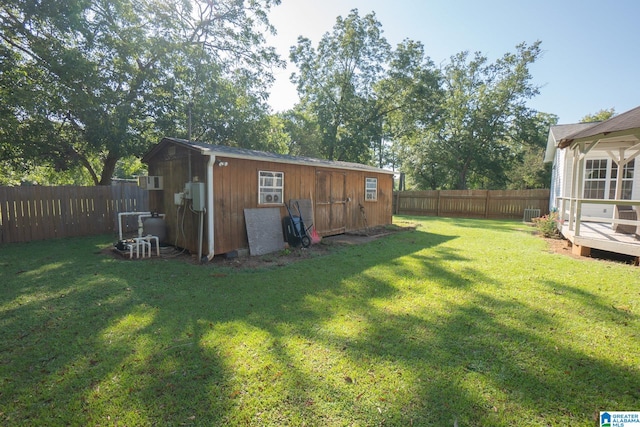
left=556, top=197, right=640, bottom=237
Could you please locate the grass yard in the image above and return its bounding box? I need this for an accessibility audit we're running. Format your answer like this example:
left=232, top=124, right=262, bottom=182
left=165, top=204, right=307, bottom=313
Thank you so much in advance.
left=1, top=216, right=639, bottom=426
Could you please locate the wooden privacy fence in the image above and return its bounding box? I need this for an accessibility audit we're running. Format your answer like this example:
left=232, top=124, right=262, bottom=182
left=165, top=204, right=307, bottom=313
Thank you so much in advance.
left=393, top=189, right=550, bottom=220
left=0, top=183, right=148, bottom=244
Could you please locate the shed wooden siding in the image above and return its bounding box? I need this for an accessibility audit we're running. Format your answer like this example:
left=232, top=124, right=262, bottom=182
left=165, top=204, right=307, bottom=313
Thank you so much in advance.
left=147, top=144, right=207, bottom=252
left=146, top=143, right=393, bottom=256
left=211, top=157, right=393, bottom=255
left=344, top=171, right=393, bottom=232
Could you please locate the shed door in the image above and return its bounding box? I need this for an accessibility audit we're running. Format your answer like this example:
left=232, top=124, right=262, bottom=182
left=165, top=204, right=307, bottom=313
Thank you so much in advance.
left=315, top=170, right=346, bottom=235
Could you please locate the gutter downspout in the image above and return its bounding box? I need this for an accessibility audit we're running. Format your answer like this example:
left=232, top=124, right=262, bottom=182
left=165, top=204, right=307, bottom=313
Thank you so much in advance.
left=206, top=154, right=216, bottom=261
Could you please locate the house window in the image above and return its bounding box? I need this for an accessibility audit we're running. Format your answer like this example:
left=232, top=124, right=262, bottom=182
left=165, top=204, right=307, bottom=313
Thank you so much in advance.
left=583, top=159, right=634, bottom=200
left=609, top=159, right=634, bottom=200
left=583, top=159, right=607, bottom=199
left=365, top=177, right=378, bottom=201
left=258, top=171, right=284, bottom=204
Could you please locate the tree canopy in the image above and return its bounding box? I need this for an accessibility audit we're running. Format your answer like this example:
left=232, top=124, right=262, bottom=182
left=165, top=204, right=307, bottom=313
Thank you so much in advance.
left=284, top=11, right=550, bottom=190
left=0, top=0, right=282, bottom=185
left=289, top=9, right=441, bottom=168
left=290, top=9, right=391, bottom=163
left=2, top=4, right=557, bottom=190
left=399, top=42, right=544, bottom=189
left=581, top=108, right=615, bottom=123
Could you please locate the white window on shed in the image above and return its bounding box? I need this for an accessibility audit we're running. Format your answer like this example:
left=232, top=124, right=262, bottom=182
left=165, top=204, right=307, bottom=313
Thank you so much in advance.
left=259, top=171, right=284, bottom=204
left=365, top=177, right=378, bottom=201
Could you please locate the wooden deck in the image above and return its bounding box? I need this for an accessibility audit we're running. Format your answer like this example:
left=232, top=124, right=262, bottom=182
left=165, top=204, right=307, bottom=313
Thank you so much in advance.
left=560, top=222, right=640, bottom=257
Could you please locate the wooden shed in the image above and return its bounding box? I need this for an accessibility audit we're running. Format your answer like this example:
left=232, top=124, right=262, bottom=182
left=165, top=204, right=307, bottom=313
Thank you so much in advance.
left=141, top=137, right=394, bottom=259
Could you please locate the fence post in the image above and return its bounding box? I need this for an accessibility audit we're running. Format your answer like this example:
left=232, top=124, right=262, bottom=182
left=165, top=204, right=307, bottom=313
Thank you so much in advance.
left=395, top=191, right=400, bottom=215
left=484, top=190, right=490, bottom=219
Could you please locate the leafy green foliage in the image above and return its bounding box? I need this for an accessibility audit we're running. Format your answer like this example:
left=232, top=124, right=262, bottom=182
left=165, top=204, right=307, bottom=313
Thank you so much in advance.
left=0, top=0, right=282, bottom=185
left=401, top=42, right=544, bottom=190
left=290, top=9, right=392, bottom=163
left=505, top=111, right=558, bottom=189
left=289, top=11, right=441, bottom=168
left=532, top=211, right=560, bottom=237
left=375, top=39, right=442, bottom=169
left=113, top=156, right=147, bottom=180
left=276, top=108, right=323, bottom=157
left=581, top=108, right=615, bottom=123
left=287, top=11, right=548, bottom=189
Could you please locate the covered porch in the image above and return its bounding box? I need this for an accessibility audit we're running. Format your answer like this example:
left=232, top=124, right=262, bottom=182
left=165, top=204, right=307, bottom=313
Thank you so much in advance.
left=556, top=106, right=640, bottom=259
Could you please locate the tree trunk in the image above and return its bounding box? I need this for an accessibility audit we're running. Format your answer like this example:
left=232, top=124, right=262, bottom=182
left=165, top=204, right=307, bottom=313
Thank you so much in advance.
left=74, top=149, right=100, bottom=186
left=98, top=154, right=119, bottom=186
left=325, top=124, right=338, bottom=161
left=456, top=161, right=469, bottom=190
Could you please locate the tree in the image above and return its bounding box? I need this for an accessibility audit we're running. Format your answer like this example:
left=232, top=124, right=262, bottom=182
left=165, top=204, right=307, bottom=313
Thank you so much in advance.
left=581, top=108, right=615, bottom=123
left=289, top=10, right=441, bottom=169
left=290, top=9, right=391, bottom=163
left=506, top=111, right=558, bottom=189
left=375, top=39, right=442, bottom=169
left=401, top=42, right=543, bottom=190
left=275, top=107, right=323, bottom=158
left=0, top=0, right=282, bottom=185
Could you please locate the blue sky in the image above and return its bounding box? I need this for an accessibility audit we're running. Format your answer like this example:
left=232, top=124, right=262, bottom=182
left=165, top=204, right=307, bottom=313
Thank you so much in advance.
left=266, top=0, right=640, bottom=124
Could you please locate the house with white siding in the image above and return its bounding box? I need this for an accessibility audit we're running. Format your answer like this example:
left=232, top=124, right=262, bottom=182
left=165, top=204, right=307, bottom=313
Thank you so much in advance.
left=544, top=106, right=640, bottom=258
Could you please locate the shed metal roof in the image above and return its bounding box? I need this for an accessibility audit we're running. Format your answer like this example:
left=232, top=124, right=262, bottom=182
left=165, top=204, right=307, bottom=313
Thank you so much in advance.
left=143, top=137, right=395, bottom=175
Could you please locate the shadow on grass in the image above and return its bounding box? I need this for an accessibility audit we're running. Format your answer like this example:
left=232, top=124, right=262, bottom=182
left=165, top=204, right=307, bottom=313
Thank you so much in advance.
left=1, top=224, right=639, bottom=426
left=0, top=231, right=450, bottom=424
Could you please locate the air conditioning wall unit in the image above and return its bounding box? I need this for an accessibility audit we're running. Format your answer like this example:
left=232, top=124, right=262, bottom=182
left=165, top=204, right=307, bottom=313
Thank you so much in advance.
left=261, top=191, right=282, bottom=204
left=138, top=176, right=163, bottom=190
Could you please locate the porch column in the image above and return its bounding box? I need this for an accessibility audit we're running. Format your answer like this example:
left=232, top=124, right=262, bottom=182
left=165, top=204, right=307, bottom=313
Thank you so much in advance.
left=575, top=150, right=586, bottom=236
left=614, top=148, right=624, bottom=200
left=568, top=147, right=580, bottom=231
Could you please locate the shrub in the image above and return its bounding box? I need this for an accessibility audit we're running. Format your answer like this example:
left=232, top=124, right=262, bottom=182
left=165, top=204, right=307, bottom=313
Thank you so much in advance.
left=532, top=212, right=560, bottom=238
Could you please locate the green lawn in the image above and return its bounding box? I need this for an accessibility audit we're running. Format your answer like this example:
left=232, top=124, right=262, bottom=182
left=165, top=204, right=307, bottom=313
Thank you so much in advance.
left=1, top=216, right=638, bottom=426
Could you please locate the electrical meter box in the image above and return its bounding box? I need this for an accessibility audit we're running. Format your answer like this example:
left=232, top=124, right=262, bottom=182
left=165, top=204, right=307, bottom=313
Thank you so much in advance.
left=188, top=182, right=206, bottom=211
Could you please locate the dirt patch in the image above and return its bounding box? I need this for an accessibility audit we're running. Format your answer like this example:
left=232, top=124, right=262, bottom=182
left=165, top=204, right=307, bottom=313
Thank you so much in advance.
left=105, top=225, right=416, bottom=269
left=539, top=232, right=639, bottom=265
left=211, top=225, right=414, bottom=270
left=542, top=235, right=581, bottom=259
